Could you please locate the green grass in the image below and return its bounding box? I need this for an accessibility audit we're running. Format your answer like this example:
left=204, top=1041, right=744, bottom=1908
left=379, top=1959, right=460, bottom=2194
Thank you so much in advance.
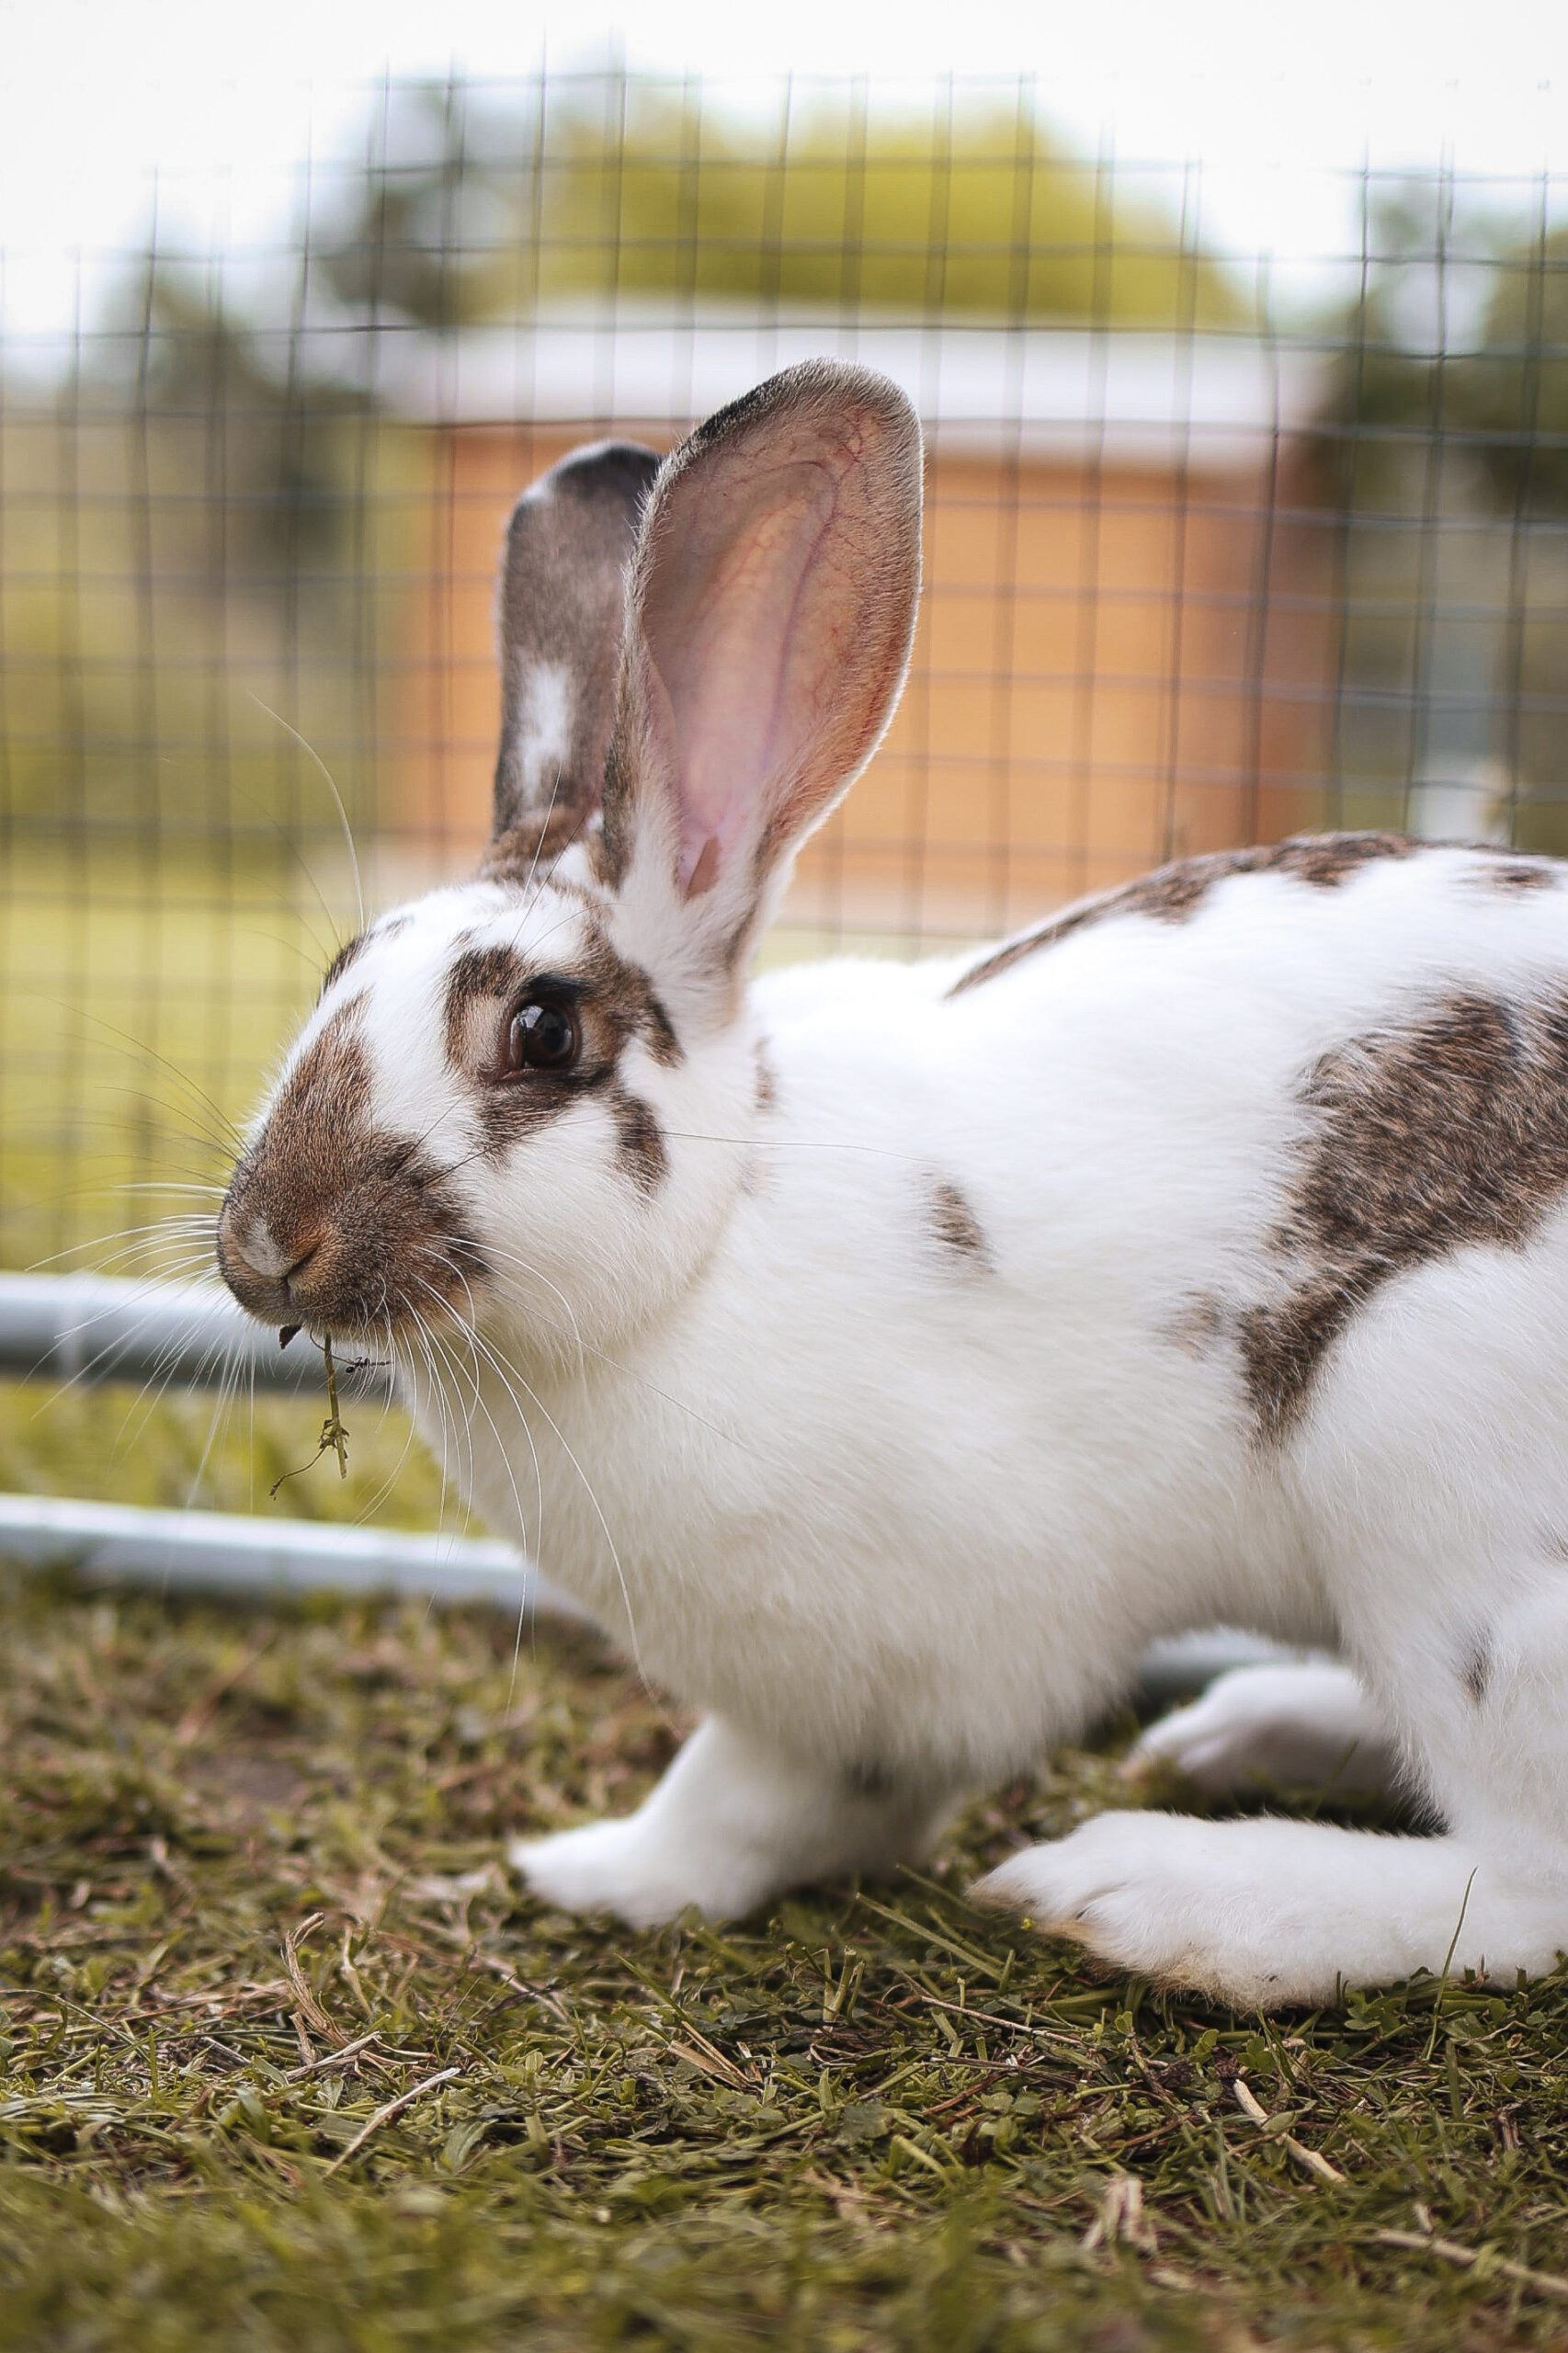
left=1, top=844, right=341, bottom=1276
left=4, top=1568, right=1568, bottom=2351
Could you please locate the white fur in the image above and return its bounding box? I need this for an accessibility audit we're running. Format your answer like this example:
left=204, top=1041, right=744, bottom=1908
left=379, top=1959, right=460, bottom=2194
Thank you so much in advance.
left=515, top=662, right=573, bottom=802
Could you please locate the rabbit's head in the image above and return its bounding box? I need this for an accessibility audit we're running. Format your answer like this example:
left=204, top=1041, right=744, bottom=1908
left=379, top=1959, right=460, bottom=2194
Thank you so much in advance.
left=215, top=360, right=923, bottom=1364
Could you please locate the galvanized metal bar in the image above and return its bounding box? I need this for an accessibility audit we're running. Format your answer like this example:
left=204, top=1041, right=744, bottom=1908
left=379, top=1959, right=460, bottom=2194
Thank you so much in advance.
left=0, top=1492, right=595, bottom=1621
left=0, top=1271, right=393, bottom=1399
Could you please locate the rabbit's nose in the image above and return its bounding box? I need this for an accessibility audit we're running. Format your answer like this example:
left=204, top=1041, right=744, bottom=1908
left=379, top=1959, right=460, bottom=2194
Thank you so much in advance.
left=216, top=1205, right=324, bottom=1314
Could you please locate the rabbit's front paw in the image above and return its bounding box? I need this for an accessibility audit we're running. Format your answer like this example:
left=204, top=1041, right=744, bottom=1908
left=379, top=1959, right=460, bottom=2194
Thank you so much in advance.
left=510, top=1821, right=687, bottom=1927
left=510, top=1818, right=771, bottom=1928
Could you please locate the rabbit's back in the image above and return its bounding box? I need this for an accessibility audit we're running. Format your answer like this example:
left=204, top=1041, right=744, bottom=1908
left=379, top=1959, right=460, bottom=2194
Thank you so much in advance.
left=580, top=835, right=1568, bottom=1752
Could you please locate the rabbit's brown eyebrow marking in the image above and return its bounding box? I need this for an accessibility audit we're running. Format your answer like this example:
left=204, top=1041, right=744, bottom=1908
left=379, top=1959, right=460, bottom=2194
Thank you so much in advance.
left=946, top=834, right=1425, bottom=997
left=445, top=944, right=528, bottom=1066
left=929, top=1178, right=989, bottom=1266
left=577, top=916, right=683, bottom=1066
left=445, top=917, right=681, bottom=1074
left=610, top=1086, right=668, bottom=1196
left=1242, top=987, right=1568, bottom=1442
left=755, top=1051, right=778, bottom=1113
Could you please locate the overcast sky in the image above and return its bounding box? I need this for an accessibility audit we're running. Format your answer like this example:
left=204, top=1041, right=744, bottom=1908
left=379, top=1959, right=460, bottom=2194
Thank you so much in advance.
left=1, top=0, right=1565, bottom=344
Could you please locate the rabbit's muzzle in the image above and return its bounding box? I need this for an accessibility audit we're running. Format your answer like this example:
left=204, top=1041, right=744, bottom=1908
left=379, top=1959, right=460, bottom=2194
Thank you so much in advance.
left=216, top=1131, right=485, bottom=1346
left=214, top=1139, right=483, bottom=1346
left=217, top=1001, right=488, bottom=1342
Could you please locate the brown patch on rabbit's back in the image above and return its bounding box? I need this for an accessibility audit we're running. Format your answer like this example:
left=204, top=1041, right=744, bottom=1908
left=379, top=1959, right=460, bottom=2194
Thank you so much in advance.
left=947, top=834, right=1422, bottom=997
left=1243, top=988, right=1568, bottom=1440
left=929, top=1178, right=990, bottom=1267
left=1479, top=858, right=1558, bottom=894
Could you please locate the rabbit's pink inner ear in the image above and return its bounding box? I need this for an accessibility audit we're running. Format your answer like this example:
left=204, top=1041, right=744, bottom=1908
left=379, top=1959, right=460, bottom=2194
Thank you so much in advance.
left=632, top=376, right=922, bottom=905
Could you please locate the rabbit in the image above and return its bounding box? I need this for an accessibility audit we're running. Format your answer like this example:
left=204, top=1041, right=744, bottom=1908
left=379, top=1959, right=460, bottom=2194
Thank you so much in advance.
left=216, top=355, right=1568, bottom=2009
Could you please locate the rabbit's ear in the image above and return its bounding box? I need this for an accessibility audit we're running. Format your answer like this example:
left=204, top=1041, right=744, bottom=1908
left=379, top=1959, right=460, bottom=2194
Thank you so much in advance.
left=601, top=362, right=922, bottom=1003
left=487, top=439, right=662, bottom=875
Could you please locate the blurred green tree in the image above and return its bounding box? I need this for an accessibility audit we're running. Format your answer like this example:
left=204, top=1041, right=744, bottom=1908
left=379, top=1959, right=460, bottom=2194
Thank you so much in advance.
left=1325, top=193, right=1568, bottom=515
left=523, top=83, right=1249, bottom=328
left=310, top=75, right=1248, bottom=332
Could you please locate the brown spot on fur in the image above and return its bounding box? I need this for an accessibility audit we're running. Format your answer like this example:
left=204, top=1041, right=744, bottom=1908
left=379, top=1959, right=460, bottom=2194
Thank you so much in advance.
left=592, top=725, right=636, bottom=892
left=1460, top=1636, right=1493, bottom=1706
left=610, top=1087, right=668, bottom=1196
left=1167, top=1295, right=1226, bottom=1356
left=1483, top=858, right=1556, bottom=893
left=1244, top=989, right=1568, bottom=1441
left=948, top=834, right=1423, bottom=997
left=756, top=1052, right=778, bottom=1114
left=481, top=809, right=591, bottom=883
left=930, top=1178, right=989, bottom=1267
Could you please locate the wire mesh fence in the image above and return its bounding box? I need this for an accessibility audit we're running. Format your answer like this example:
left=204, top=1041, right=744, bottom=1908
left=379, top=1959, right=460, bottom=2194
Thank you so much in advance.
left=3, top=63, right=1566, bottom=1371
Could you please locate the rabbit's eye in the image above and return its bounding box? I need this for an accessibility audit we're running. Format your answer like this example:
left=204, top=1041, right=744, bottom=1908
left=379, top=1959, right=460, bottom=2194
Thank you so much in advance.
left=506, top=997, right=581, bottom=1074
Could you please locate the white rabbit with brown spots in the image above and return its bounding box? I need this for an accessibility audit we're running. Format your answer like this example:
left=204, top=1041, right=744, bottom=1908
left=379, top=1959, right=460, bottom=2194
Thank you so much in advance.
left=219, top=359, right=1568, bottom=2006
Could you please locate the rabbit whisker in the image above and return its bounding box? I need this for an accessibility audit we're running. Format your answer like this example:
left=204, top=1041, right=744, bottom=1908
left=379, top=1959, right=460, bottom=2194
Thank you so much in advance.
left=248, top=693, right=366, bottom=938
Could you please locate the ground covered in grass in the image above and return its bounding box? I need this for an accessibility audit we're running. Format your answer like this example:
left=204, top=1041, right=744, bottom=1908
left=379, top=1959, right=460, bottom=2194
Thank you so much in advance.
left=4, top=1569, right=1568, bottom=2352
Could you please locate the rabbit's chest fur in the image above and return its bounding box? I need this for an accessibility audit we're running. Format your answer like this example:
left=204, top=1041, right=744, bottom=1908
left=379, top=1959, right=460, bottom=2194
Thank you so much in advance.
left=434, top=848, right=1568, bottom=1780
